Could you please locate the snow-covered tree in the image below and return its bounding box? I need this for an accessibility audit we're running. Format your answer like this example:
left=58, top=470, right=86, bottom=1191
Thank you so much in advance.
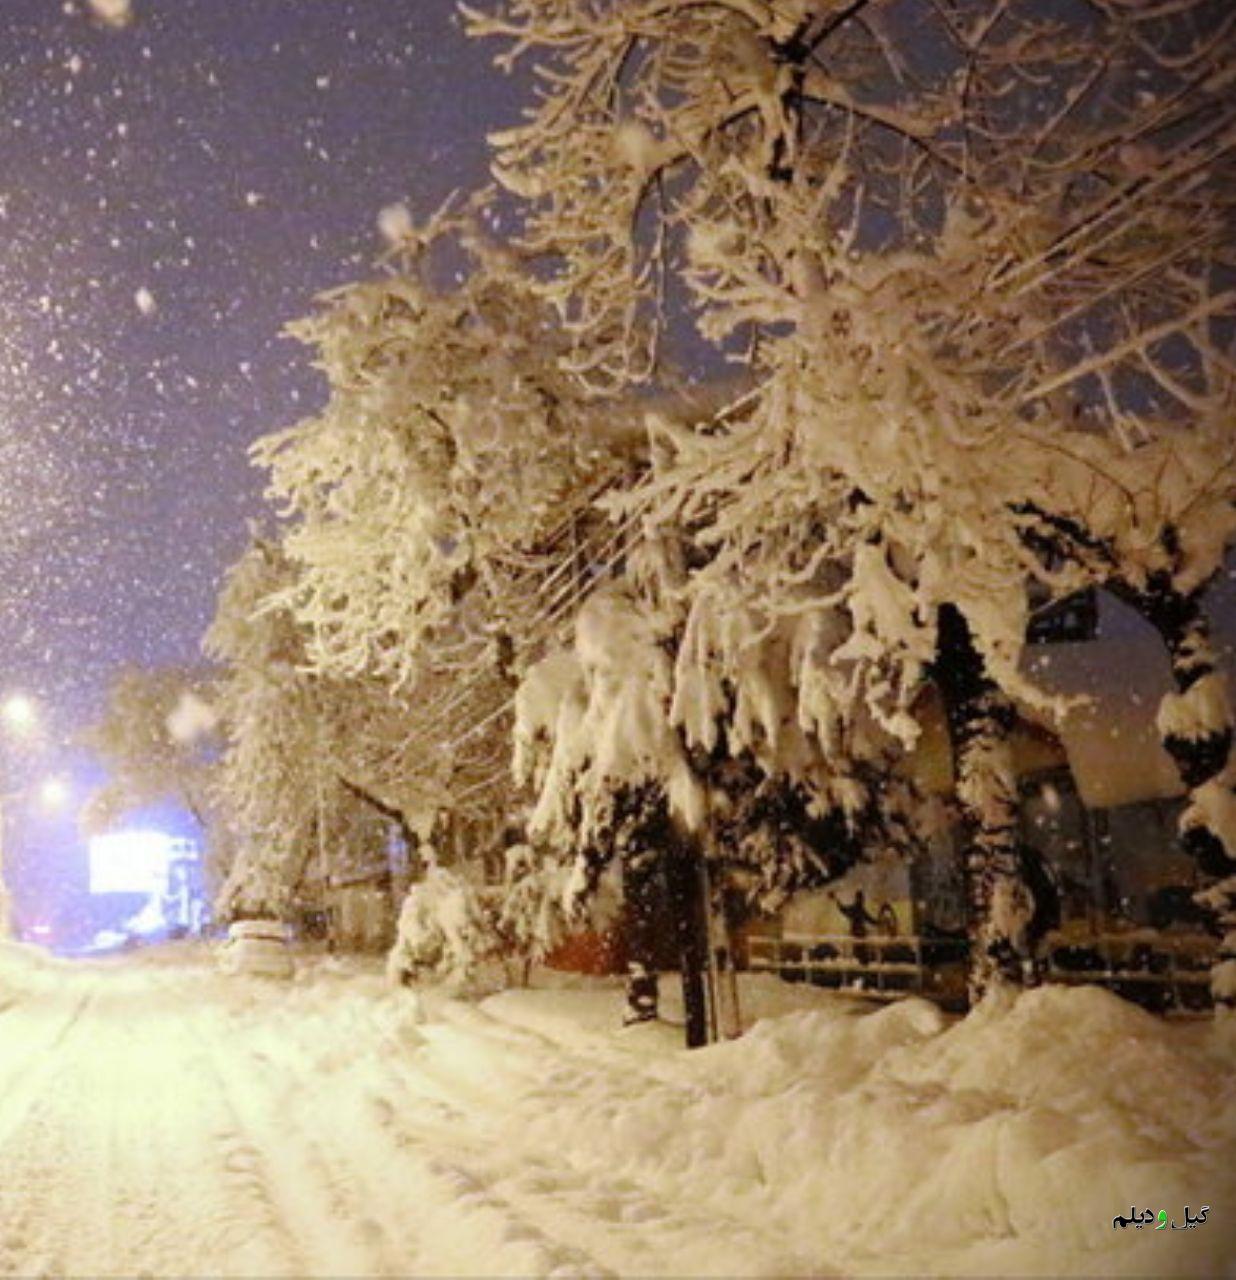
left=81, top=665, right=236, bottom=894
left=81, top=665, right=221, bottom=832
left=252, top=204, right=615, bottom=691
left=206, top=537, right=324, bottom=920
left=514, top=573, right=917, bottom=1034
left=206, top=536, right=394, bottom=925
left=474, top=0, right=1235, bottom=1003
left=243, top=206, right=649, bottom=879
left=514, top=585, right=708, bottom=1028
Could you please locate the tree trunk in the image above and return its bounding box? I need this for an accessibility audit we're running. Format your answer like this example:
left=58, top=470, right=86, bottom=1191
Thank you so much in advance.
left=1118, top=575, right=1236, bottom=1015
left=664, top=846, right=711, bottom=1048
left=699, top=839, right=742, bottom=1039
left=934, top=605, right=1036, bottom=1006
left=620, top=847, right=662, bottom=1025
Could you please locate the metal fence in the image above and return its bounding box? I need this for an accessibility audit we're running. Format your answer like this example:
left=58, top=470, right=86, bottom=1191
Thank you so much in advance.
left=748, top=928, right=1214, bottom=1016
left=748, top=932, right=930, bottom=1001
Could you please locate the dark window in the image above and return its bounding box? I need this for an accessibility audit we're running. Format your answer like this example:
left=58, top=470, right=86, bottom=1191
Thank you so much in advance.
left=909, top=830, right=966, bottom=935
left=1026, top=587, right=1099, bottom=644
left=1019, top=772, right=1095, bottom=924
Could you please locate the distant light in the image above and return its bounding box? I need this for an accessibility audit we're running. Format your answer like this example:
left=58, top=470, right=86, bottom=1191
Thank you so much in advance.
left=39, top=778, right=70, bottom=810
left=1, top=694, right=37, bottom=733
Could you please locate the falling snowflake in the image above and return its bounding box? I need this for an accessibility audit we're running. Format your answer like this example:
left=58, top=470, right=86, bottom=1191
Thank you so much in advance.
left=377, top=202, right=413, bottom=246
left=88, top=0, right=134, bottom=28
left=134, top=287, right=156, bottom=315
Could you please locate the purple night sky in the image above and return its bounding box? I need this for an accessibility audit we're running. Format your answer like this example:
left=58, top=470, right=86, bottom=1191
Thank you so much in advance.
left=1, top=0, right=521, bottom=723
left=0, top=0, right=521, bottom=923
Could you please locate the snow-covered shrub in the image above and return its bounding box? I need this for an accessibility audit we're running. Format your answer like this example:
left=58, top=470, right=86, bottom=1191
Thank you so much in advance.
left=493, top=843, right=573, bottom=983
left=386, top=866, right=496, bottom=992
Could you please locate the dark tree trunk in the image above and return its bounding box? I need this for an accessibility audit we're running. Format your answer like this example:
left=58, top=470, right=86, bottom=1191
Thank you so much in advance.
left=620, top=847, right=662, bottom=1025
left=1114, top=573, right=1236, bottom=1014
left=664, top=845, right=711, bottom=1048
left=698, top=838, right=742, bottom=1040
left=337, top=775, right=418, bottom=853
left=934, top=605, right=1037, bottom=1005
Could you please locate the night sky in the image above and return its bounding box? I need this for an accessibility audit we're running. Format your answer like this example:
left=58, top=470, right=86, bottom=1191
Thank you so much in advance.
left=0, top=0, right=521, bottom=917
left=1, top=0, right=520, bottom=725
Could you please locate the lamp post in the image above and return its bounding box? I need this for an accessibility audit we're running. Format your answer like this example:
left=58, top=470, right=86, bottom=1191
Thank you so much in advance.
left=2, top=695, right=37, bottom=735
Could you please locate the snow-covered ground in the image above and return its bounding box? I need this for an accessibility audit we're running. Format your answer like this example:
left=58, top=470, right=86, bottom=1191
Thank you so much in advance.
left=0, top=940, right=1232, bottom=1277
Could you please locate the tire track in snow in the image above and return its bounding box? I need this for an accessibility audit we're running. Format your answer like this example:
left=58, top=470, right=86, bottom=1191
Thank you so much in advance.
left=0, top=981, right=124, bottom=1277
left=229, top=998, right=616, bottom=1278
left=176, top=993, right=365, bottom=1278
left=0, top=981, right=96, bottom=1154
left=2, top=958, right=823, bottom=1278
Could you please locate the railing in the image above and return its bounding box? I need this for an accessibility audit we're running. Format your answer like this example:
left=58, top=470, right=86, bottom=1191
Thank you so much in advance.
left=1042, top=931, right=1213, bottom=1017
left=748, top=928, right=1215, bottom=1016
left=747, top=932, right=930, bottom=1001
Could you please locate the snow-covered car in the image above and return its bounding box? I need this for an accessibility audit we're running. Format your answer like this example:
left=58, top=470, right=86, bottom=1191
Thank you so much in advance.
left=217, top=919, right=293, bottom=978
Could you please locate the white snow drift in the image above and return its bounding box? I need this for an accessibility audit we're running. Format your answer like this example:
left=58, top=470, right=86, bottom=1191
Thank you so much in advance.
left=0, top=949, right=1230, bottom=1277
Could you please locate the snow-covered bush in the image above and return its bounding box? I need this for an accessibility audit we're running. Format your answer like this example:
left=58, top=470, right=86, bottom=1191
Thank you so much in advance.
left=386, top=866, right=497, bottom=992
left=493, top=843, right=573, bottom=983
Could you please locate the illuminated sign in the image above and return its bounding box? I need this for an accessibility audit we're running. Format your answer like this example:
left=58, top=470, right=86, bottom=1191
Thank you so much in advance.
left=87, top=831, right=194, bottom=895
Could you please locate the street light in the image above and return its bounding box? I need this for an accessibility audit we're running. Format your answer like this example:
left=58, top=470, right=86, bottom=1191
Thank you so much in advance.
left=38, top=777, right=70, bottom=810
left=1, top=694, right=38, bottom=735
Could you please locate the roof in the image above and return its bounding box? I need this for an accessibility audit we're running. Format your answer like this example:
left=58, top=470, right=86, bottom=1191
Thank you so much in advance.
left=907, top=624, right=1235, bottom=811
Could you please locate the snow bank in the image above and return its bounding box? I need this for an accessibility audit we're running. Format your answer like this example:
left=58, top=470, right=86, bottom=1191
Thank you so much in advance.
left=471, top=981, right=1234, bottom=1275
left=0, top=940, right=59, bottom=1005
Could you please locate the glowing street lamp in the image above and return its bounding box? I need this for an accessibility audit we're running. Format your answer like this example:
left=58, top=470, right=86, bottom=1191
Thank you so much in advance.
left=1, top=694, right=37, bottom=735
left=38, top=777, right=70, bottom=810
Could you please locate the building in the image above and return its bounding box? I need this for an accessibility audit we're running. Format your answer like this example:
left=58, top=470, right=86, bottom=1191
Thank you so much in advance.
left=754, top=598, right=1228, bottom=1014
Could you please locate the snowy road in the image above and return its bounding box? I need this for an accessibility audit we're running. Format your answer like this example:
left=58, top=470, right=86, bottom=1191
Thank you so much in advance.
left=0, top=953, right=813, bottom=1278
left=1, top=947, right=1233, bottom=1278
